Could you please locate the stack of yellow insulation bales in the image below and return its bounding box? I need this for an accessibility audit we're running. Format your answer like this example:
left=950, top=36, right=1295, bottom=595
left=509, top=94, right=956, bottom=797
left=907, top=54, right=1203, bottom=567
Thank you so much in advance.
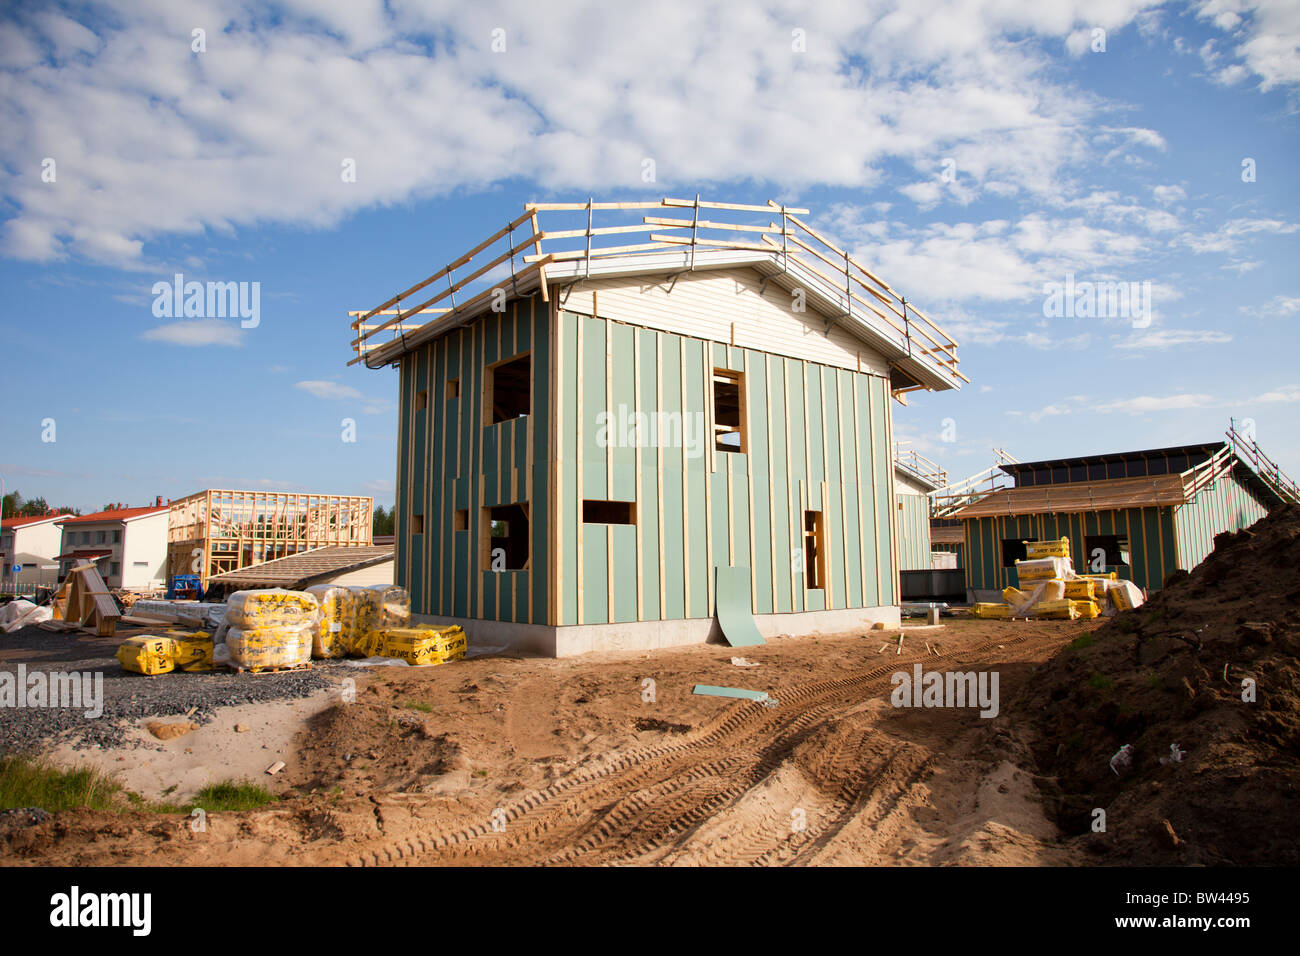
left=300, top=584, right=417, bottom=660
left=352, top=586, right=410, bottom=640
left=967, top=537, right=1144, bottom=621
left=225, top=589, right=319, bottom=671
left=305, top=585, right=356, bottom=659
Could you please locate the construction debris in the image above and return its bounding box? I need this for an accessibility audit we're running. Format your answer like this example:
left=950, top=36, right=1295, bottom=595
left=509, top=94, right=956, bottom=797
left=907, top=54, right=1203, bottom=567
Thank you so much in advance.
left=1, top=600, right=52, bottom=633
left=693, top=684, right=774, bottom=705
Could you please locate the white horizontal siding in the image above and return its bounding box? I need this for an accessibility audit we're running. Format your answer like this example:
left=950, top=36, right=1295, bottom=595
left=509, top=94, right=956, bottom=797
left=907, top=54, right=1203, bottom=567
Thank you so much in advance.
left=557, top=268, right=890, bottom=375
left=325, top=560, right=395, bottom=587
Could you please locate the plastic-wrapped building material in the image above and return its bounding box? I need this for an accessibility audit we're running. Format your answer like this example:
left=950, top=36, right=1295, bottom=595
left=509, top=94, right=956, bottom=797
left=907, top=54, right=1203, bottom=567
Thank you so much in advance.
left=1071, top=600, right=1101, bottom=619
left=971, top=603, right=1012, bottom=620
left=1007, top=581, right=1048, bottom=617
left=351, top=585, right=410, bottom=636
left=370, top=625, right=467, bottom=666
left=305, top=585, right=356, bottom=659
left=226, top=589, right=320, bottom=628
left=166, top=630, right=214, bottom=671
left=1033, top=599, right=1079, bottom=620
left=1110, top=579, right=1146, bottom=612
left=226, top=622, right=313, bottom=670
left=1014, top=557, right=1074, bottom=582
left=1039, top=579, right=1067, bottom=602
left=1024, top=537, right=1070, bottom=559
left=1064, top=579, right=1098, bottom=601
left=117, top=636, right=177, bottom=675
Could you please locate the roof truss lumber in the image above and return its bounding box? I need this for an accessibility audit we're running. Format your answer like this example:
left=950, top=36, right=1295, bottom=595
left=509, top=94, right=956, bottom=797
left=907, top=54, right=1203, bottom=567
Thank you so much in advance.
left=350, top=197, right=965, bottom=390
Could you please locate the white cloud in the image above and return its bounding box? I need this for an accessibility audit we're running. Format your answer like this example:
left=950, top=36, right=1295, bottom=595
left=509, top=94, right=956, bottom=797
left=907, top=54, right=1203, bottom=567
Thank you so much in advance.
left=295, top=380, right=363, bottom=400
left=1182, top=218, right=1300, bottom=255
left=0, top=0, right=1170, bottom=266
left=295, top=378, right=392, bottom=414
left=1242, top=294, right=1300, bottom=317
left=1251, top=384, right=1300, bottom=403
left=1198, top=0, right=1300, bottom=90
left=141, top=320, right=243, bottom=346
left=1028, top=403, right=1071, bottom=423
left=1151, top=184, right=1186, bottom=203
left=1095, top=393, right=1216, bottom=413
left=1114, top=328, right=1233, bottom=350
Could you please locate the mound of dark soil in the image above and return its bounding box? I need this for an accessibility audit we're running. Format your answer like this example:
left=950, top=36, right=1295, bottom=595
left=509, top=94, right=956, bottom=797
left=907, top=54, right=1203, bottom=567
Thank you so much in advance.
left=1017, top=503, right=1300, bottom=865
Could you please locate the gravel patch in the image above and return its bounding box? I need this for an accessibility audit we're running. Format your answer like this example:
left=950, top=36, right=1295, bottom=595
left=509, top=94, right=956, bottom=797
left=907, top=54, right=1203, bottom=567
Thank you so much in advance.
left=1, top=626, right=339, bottom=754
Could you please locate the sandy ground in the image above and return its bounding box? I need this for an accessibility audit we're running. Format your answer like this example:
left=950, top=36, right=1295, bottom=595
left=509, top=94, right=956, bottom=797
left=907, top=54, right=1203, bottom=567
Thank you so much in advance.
left=45, top=689, right=342, bottom=803
left=2, top=618, right=1099, bottom=866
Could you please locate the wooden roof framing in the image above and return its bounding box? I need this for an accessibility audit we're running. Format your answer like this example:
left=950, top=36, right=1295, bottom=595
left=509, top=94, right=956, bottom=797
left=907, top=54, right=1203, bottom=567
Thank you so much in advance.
left=349, top=197, right=967, bottom=392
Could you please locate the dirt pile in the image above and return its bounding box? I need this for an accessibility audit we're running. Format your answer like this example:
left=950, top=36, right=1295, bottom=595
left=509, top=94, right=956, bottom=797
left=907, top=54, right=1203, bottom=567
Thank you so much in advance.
left=1017, top=503, right=1300, bottom=865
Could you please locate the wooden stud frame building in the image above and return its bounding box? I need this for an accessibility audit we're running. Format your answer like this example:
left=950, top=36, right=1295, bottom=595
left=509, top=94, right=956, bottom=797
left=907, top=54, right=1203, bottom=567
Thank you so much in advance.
left=351, top=198, right=966, bottom=655
left=167, top=489, right=373, bottom=586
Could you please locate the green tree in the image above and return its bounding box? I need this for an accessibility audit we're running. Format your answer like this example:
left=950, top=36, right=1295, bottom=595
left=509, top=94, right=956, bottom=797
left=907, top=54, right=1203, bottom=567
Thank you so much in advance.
left=372, top=505, right=395, bottom=536
left=1, top=491, right=77, bottom=518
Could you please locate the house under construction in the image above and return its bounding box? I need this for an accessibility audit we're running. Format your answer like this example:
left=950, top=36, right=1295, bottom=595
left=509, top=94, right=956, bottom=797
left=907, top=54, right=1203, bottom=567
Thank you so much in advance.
left=938, top=424, right=1298, bottom=599
left=351, top=197, right=966, bottom=655
left=167, top=489, right=373, bottom=587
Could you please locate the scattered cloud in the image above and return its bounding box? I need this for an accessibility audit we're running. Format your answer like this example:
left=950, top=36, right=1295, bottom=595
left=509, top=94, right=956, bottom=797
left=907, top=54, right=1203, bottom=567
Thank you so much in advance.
left=1182, top=218, right=1300, bottom=255
left=1095, top=393, right=1216, bottom=413
left=1113, top=328, right=1233, bottom=350
left=0, top=0, right=1182, bottom=266
left=1241, top=294, right=1300, bottom=317
left=1197, top=0, right=1300, bottom=91
left=1251, top=384, right=1300, bottom=403
left=141, top=320, right=243, bottom=346
left=295, top=380, right=363, bottom=400
left=295, top=378, right=393, bottom=415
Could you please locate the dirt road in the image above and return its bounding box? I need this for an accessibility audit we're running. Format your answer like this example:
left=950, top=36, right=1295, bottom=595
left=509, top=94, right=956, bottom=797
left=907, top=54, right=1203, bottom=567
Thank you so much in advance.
left=3, top=619, right=1093, bottom=866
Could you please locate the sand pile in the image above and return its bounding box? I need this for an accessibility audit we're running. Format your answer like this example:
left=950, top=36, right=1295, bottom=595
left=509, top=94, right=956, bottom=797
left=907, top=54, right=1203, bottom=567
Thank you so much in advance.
left=1017, top=503, right=1300, bottom=865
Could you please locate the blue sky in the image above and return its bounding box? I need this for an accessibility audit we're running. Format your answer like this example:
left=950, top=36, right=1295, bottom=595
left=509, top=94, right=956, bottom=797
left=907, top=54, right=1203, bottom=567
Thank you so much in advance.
left=0, top=0, right=1297, bottom=512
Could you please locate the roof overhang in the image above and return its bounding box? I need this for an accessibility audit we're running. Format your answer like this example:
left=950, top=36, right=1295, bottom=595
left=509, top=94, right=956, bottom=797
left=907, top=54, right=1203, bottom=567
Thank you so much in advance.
left=363, top=249, right=959, bottom=391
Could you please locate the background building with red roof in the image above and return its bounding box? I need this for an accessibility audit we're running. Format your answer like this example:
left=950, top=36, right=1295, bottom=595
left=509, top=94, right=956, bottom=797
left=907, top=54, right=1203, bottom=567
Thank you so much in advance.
left=54, top=498, right=169, bottom=590
left=1, top=512, right=65, bottom=592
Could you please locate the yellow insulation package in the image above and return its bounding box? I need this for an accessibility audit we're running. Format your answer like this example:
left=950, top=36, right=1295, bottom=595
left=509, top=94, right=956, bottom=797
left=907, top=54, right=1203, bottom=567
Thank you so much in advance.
left=1033, top=599, right=1078, bottom=620
left=370, top=626, right=467, bottom=666
left=1110, top=580, right=1146, bottom=612
left=351, top=585, right=410, bottom=636
left=226, top=589, right=320, bottom=628
left=1063, top=579, right=1098, bottom=601
left=1015, top=557, right=1074, bottom=582
left=166, top=630, right=214, bottom=672
left=1024, top=537, right=1070, bottom=559
left=1071, top=600, right=1101, bottom=620
left=971, top=603, right=1011, bottom=620
left=226, top=623, right=314, bottom=670
left=305, top=585, right=356, bottom=659
left=116, top=636, right=177, bottom=676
